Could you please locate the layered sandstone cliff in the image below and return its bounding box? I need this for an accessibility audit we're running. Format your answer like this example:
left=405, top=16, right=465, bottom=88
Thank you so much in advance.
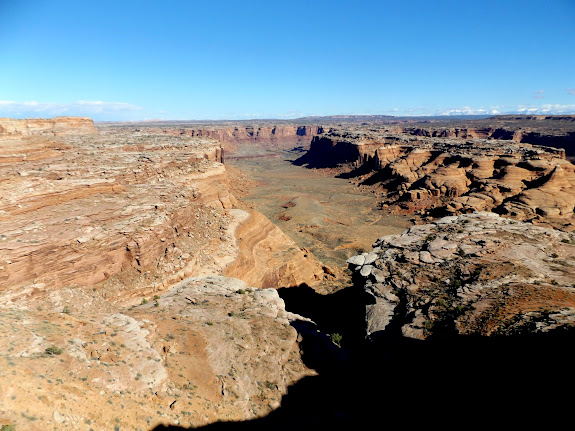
left=0, top=119, right=330, bottom=429
left=0, top=123, right=324, bottom=297
left=298, top=130, right=575, bottom=230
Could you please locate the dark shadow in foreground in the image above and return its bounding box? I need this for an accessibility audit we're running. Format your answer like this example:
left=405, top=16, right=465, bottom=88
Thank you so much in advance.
left=152, top=298, right=575, bottom=430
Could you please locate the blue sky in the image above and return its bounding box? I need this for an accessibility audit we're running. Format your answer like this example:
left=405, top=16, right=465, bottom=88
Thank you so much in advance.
left=1, top=0, right=574, bottom=120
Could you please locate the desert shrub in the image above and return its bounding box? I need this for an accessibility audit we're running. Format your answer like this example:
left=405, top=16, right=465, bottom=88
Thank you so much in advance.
left=329, top=333, right=343, bottom=347
left=45, top=346, right=63, bottom=356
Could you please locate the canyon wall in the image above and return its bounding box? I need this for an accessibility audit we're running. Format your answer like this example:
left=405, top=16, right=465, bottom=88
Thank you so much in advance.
left=0, top=122, right=325, bottom=300
left=298, top=130, right=575, bottom=230
left=110, top=123, right=327, bottom=156
left=0, top=118, right=329, bottom=429
left=401, top=115, right=575, bottom=157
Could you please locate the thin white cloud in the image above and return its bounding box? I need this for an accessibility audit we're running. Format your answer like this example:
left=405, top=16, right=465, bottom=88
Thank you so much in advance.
left=0, top=100, right=142, bottom=118
left=437, top=104, right=575, bottom=116
left=567, top=89, right=575, bottom=96
left=438, top=107, right=501, bottom=116
left=516, top=104, right=575, bottom=114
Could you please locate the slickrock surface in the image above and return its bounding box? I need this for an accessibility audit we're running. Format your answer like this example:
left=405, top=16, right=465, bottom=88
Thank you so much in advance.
left=0, top=276, right=315, bottom=430
left=298, top=129, right=575, bottom=230
left=348, top=212, right=575, bottom=341
left=224, top=209, right=325, bottom=288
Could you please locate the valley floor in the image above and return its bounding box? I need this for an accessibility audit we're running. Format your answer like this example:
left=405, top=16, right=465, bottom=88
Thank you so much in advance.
left=229, top=152, right=411, bottom=291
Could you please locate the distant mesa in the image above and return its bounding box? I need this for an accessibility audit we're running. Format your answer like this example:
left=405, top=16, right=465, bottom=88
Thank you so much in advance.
left=0, top=116, right=98, bottom=137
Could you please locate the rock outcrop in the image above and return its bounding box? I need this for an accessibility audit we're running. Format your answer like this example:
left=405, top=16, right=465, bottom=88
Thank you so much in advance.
left=347, top=212, right=575, bottom=340
left=224, top=209, right=325, bottom=288
left=298, top=129, right=575, bottom=230
left=0, top=276, right=316, bottom=430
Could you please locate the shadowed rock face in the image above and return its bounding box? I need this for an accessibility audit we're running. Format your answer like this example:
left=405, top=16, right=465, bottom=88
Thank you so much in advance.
left=348, top=212, right=575, bottom=341
left=297, top=129, right=575, bottom=230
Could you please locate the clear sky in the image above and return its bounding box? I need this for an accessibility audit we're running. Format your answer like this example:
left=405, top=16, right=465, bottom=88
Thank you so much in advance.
left=1, top=0, right=574, bottom=120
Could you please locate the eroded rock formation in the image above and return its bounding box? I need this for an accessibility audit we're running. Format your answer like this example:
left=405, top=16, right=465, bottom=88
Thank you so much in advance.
left=348, top=212, right=575, bottom=340
left=0, top=118, right=328, bottom=429
left=298, top=129, right=575, bottom=230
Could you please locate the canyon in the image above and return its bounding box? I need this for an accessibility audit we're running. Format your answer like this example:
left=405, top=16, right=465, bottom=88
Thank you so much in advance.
left=1, top=115, right=575, bottom=430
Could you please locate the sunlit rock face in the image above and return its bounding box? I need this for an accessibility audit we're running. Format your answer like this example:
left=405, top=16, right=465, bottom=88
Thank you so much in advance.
left=348, top=212, right=575, bottom=340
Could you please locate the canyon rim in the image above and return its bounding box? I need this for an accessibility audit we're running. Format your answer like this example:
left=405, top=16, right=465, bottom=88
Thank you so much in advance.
left=1, top=115, right=575, bottom=429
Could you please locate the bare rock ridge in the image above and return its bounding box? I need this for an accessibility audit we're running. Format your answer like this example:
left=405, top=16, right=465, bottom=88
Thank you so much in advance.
left=297, top=129, right=575, bottom=230
left=347, top=212, right=575, bottom=340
